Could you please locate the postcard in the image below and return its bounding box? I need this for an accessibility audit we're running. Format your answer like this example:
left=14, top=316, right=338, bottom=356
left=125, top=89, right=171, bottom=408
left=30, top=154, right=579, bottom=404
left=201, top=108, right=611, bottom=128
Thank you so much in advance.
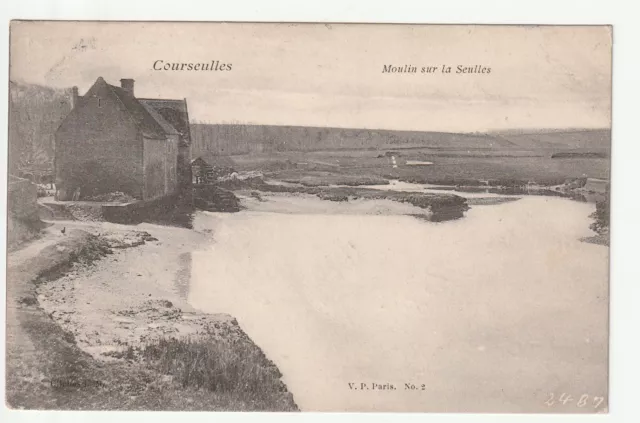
left=6, top=21, right=611, bottom=413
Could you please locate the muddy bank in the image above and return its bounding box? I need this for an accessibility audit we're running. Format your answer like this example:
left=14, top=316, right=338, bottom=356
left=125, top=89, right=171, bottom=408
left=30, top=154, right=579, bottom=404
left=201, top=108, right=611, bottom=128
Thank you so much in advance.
left=216, top=177, right=469, bottom=222
left=396, top=176, right=609, bottom=204
left=6, top=225, right=297, bottom=411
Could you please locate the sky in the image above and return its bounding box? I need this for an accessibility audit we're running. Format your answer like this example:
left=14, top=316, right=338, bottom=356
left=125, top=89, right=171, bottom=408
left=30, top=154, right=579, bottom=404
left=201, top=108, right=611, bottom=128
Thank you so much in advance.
left=10, top=22, right=612, bottom=132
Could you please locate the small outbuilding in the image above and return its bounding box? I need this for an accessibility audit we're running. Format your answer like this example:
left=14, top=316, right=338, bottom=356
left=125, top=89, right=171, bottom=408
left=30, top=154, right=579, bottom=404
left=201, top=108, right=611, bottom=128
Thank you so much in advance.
left=191, top=154, right=236, bottom=184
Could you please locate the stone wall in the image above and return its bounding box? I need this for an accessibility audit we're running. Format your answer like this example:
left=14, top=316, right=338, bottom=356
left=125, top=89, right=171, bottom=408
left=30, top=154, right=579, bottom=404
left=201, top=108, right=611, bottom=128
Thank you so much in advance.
left=102, top=192, right=193, bottom=228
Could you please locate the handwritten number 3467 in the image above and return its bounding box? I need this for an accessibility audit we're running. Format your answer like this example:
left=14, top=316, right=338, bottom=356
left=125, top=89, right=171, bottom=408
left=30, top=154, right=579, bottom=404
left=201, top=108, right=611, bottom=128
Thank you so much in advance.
left=545, top=393, right=605, bottom=409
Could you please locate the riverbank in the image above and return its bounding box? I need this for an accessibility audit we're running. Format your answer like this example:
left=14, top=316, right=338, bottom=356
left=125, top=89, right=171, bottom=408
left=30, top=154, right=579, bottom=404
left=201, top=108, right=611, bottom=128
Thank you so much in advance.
left=6, top=223, right=298, bottom=411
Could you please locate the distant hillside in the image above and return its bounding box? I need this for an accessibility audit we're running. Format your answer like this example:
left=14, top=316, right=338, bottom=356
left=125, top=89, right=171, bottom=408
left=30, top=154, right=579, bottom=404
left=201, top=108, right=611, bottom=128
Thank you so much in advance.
left=490, top=129, right=611, bottom=151
left=191, top=124, right=516, bottom=157
left=191, top=123, right=611, bottom=157
left=8, top=81, right=74, bottom=175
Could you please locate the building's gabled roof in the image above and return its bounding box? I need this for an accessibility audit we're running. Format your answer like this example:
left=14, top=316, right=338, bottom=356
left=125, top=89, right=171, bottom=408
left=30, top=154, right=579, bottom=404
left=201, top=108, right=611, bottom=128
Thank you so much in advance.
left=138, top=98, right=192, bottom=146
left=76, top=77, right=190, bottom=141
left=104, top=82, right=169, bottom=139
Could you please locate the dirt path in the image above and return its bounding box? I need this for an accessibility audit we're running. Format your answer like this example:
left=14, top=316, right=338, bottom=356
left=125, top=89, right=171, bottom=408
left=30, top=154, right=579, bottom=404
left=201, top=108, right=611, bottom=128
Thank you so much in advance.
left=6, top=228, right=112, bottom=408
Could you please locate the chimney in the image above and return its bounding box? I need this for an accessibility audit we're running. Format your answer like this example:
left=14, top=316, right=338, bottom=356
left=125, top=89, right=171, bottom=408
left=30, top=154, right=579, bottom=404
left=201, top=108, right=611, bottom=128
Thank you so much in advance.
left=120, top=78, right=135, bottom=96
left=71, top=86, right=79, bottom=109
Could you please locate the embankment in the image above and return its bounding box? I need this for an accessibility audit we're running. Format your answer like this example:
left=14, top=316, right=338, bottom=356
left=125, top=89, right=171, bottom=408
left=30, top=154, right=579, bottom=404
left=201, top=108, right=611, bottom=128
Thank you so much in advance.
left=41, top=193, right=195, bottom=228
left=193, top=185, right=241, bottom=212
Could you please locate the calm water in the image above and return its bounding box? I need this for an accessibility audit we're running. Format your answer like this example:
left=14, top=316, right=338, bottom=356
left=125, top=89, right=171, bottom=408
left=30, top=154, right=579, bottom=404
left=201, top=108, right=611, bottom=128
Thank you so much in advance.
left=186, top=193, right=608, bottom=412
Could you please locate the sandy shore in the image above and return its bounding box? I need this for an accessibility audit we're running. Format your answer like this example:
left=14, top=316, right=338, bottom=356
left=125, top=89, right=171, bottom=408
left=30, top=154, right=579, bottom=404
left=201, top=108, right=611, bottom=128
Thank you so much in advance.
left=7, top=220, right=298, bottom=410
left=34, top=222, right=243, bottom=360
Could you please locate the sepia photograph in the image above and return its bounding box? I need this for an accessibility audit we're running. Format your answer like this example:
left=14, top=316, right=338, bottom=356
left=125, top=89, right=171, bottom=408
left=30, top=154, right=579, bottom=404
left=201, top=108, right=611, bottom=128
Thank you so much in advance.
left=6, top=21, right=611, bottom=413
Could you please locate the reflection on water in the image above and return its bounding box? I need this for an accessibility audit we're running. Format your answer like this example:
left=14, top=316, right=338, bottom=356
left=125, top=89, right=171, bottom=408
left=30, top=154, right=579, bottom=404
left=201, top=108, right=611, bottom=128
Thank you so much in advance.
left=185, top=193, right=608, bottom=412
left=411, top=210, right=465, bottom=222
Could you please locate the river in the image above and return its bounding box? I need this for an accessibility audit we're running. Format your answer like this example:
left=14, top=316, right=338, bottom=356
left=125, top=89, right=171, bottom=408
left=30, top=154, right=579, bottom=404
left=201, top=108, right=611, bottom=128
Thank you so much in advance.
left=185, top=189, right=608, bottom=412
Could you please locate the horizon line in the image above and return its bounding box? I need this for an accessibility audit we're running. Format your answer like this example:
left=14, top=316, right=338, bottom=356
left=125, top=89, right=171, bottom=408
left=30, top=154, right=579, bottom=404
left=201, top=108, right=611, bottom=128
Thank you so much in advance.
left=188, top=121, right=611, bottom=135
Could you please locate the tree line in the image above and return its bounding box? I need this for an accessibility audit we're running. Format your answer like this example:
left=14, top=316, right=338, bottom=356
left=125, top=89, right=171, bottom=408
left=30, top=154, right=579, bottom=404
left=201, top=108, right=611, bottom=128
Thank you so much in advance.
left=8, top=81, right=73, bottom=178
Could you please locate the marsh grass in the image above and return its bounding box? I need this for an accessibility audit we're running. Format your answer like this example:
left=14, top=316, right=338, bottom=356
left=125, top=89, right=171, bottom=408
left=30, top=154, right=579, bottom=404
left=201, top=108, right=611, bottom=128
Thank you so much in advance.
left=142, top=337, right=292, bottom=401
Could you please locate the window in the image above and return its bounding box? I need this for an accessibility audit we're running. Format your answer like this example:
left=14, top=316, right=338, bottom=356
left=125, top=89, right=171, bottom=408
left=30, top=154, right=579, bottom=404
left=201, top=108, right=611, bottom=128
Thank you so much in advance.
left=97, top=97, right=102, bottom=108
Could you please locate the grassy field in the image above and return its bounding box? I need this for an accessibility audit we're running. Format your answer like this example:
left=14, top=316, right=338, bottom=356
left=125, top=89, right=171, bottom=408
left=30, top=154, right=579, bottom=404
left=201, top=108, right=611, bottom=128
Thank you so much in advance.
left=229, top=147, right=610, bottom=187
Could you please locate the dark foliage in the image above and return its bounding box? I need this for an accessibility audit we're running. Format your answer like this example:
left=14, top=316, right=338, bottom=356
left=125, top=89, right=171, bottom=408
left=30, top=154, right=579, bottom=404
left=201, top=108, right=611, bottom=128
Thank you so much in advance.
left=590, top=197, right=610, bottom=235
